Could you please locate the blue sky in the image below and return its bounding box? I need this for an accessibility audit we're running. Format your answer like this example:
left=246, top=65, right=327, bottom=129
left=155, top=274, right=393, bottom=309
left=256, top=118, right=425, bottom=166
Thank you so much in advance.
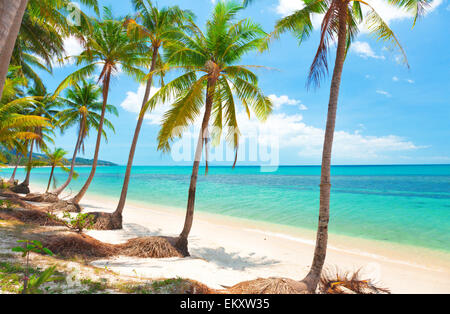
left=35, top=0, right=450, bottom=166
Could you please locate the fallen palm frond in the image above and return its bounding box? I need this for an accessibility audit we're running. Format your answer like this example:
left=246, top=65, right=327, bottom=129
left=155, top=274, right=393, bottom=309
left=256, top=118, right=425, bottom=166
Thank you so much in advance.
left=319, top=268, right=390, bottom=294
left=0, top=208, right=65, bottom=227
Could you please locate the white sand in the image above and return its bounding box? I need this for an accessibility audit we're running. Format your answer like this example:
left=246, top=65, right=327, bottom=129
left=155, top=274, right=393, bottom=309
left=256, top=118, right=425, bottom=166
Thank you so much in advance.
left=29, top=184, right=450, bottom=293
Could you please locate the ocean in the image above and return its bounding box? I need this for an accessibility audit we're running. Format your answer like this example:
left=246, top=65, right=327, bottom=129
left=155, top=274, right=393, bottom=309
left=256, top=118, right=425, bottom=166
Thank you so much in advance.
left=2, top=164, right=449, bottom=253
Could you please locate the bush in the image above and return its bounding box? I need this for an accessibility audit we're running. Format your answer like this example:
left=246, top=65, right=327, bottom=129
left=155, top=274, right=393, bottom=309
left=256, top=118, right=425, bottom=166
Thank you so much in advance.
left=48, top=211, right=95, bottom=233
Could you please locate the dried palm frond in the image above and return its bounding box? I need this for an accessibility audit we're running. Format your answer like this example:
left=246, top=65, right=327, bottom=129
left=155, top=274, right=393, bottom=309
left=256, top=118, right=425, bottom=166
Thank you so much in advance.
left=319, top=267, right=390, bottom=294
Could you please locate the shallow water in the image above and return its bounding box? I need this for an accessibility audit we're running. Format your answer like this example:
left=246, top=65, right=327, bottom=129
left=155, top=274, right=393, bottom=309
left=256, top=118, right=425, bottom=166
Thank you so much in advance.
left=3, top=164, right=449, bottom=252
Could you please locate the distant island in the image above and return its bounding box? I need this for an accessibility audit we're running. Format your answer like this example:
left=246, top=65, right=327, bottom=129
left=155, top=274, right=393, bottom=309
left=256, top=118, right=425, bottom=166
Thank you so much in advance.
left=1, top=150, right=118, bottom=166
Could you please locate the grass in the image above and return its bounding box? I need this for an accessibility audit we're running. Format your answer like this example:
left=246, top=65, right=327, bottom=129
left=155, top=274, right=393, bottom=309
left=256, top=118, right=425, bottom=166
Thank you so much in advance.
left=0, top=205, right=214, bottom=294
left=78, top=278, right=109, bottom=294
left=0, top=261, right=65, bottom=294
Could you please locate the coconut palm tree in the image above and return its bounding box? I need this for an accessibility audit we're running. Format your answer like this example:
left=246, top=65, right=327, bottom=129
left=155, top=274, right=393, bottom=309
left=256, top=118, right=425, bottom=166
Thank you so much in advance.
left=0, top=69, right=50, bottom=166
left=143, top=1, right=272, bottom=255
left=17, top=89, right=58, bottom=191
left=235, top=0, right=429, bottom=294
left=54, top=10, right=148, bottom=206
left=43, top=147, right=77, bottom=193
left=107, top=0, right=193, bottom=228
left=0, top=0, right=29, bottom=97
left=0, top=0, right=99, bottom=97
left=51, top=79, right=117, bottom=196
left=8, top=148, right=24, bottom=184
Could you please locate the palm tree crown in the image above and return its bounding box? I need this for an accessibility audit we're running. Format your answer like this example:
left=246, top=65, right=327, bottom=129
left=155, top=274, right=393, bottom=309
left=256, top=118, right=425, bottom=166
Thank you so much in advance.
left=265, top=0, right=431, bottom=88
left=149, top=0, right=272, bottom=158
left=56, top=79, right=117, bottom=151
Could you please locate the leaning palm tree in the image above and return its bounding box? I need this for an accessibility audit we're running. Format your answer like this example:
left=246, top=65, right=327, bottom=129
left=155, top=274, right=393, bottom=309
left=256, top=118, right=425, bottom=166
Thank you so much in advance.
left=106, top=0, right=193, bottom=228
left=233, top=0, right=429, bottom=294
left=141, top=1, right=272, bottom=255
left=51, top=79, right=117, bottom=197
left=0, top=0, right=29, bottom=97
left=0, top=72, right=50, bottom=171
left=17, top=89, right=58, bottom=192
left=54, top=10, right=148, bottom=206
left=0, top=0, right=99, bottom=97
left=43, top=147, right=78, bottom=193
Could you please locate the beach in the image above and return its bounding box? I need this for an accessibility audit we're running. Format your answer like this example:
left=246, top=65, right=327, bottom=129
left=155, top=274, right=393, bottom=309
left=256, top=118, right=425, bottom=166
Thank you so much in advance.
left=27, top=182, right=450, bottom=294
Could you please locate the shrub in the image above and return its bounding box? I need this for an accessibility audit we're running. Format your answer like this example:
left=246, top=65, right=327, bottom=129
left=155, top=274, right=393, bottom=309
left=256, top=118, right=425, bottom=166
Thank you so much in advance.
left=11, top=240, right=61, bottom=294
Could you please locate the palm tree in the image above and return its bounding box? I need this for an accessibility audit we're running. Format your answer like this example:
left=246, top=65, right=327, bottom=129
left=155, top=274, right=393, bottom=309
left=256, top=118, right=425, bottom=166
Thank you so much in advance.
left=0, top=0, right=29, bottom=96
left=8, top=143, right=27, bottom=184
left=0, top=69, right=50, bottom=166
left=237, top=0, right=428, bottom=293
left=0, top=0, right=99, bottom=97
left=18, top=89, right=58, bottom=191
left=51, top=79, right=117, bottom=196
left=107, top=0, right=193, bottom=228
left=145, top=1, right=272, bottom=255
left=54, top=10, right=148, bottom=206
left=43, top=147, right=76, bottom=193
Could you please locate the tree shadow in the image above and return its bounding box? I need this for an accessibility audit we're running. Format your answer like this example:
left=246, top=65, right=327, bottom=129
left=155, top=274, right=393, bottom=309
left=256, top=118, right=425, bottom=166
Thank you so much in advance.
left=192, top=246, right=280, bottom=271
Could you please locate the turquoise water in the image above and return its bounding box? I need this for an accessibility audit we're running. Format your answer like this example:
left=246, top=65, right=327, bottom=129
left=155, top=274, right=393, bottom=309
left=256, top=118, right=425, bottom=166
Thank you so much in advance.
left=2, top=165, right=450, bottom=252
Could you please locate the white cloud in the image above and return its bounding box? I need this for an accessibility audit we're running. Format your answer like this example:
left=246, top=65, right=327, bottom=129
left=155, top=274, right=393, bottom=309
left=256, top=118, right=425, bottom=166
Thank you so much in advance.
left=392, top=76, right=399, bottom=81
left=237, top=112, right=421, bottom=161
left=275, top=0, right=443, bottom=34
left=351, top=41, right=385, bottom=59
left=376, top=90, right=391, bottom=97
left=406, top=79, right=415, bottom=84
left=121, top=86, right=424, bottom=163
left=120, top=85, right=174, bottom=125
left=276, top=0, right=304, bottom=16
left=52, top=36, right=84, bottom=67
left=268, top=94, right=307, bottom=110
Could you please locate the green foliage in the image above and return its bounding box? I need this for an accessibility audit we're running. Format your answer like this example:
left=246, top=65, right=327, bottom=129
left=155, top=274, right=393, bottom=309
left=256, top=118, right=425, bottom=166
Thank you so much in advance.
left=11, top=240, right=61, bottom=294
left=79, top=278, right=108, bottom=293
left=0, top=181, right=12, bottom=191
left=48, top=212, right=95, bottom=233
left=147, top=0, right=272, bottom=163
left=266, top=0, right=429, bottom=87
left=0, top=199, right=17, bottom=210
left=12, top=240, right=53, bottom=258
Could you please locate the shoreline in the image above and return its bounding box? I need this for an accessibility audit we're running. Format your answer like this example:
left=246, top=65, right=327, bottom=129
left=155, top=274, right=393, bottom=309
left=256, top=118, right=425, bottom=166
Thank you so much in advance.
left=28, top=183, right=450, bottom=293
left=81, top=188, right=450, bottom=271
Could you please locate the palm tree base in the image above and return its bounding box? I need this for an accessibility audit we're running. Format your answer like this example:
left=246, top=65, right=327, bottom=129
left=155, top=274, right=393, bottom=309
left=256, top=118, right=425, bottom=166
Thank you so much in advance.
left=174, top=236, right=190, bottom=257
left=90, top=212, right=123, bottom=230
left=23, top=192, right=59, bottom=203
left=47, top=200, right=82, bottom=213
left=10, top=183, right=30, bottom=194
left=226, top=277, right=310, bottom=294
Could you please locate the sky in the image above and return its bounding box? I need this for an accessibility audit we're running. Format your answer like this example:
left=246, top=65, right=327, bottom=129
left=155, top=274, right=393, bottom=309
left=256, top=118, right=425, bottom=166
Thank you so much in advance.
left=34, top=0, right=450, bottom=166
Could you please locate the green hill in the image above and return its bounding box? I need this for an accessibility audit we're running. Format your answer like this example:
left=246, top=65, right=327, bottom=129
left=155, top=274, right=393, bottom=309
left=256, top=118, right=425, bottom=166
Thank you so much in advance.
left=1, top=150, right=118, bottom=166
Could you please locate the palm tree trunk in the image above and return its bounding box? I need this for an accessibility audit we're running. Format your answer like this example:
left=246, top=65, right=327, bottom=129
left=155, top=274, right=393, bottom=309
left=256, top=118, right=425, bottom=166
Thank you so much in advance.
left=46, top=165, right=55, bottom=193
left=0, top=0, right=28, bottom=97
left=175, top=78, right=217, bottom=256
left=23, top=139, right=34, bottom=186
left=53, top=120, right=84, bottom=196
left=302, top=3, right=348, bottom=293
left=113, top=46, right=159, bottom=218
left=71, top=69, right=112, bottom=205
left=9, top=155, right=22, bottom=183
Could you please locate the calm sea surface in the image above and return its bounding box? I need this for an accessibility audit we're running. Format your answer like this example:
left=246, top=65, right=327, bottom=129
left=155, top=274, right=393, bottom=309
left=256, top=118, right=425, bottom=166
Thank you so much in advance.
left=2, top=165, right=449, bottom=252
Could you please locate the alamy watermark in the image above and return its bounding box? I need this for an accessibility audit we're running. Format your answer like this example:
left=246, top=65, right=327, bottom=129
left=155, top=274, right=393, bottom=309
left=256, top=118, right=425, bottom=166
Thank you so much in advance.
left=169, top=125, right=280, bottom=172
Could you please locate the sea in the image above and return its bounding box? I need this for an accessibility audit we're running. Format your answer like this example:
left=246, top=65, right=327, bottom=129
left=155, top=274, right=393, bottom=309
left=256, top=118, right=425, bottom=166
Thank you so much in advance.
left=2, top=164, right=449, bottom=253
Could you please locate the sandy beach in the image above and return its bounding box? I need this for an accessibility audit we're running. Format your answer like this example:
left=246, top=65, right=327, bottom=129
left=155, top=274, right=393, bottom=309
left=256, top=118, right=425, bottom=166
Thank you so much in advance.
left=25, top=182, right=446, bottom=294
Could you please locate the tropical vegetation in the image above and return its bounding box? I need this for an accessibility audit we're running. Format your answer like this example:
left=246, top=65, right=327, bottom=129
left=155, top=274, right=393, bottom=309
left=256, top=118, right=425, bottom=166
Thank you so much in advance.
left=0, top=0, right=428, bottom=295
